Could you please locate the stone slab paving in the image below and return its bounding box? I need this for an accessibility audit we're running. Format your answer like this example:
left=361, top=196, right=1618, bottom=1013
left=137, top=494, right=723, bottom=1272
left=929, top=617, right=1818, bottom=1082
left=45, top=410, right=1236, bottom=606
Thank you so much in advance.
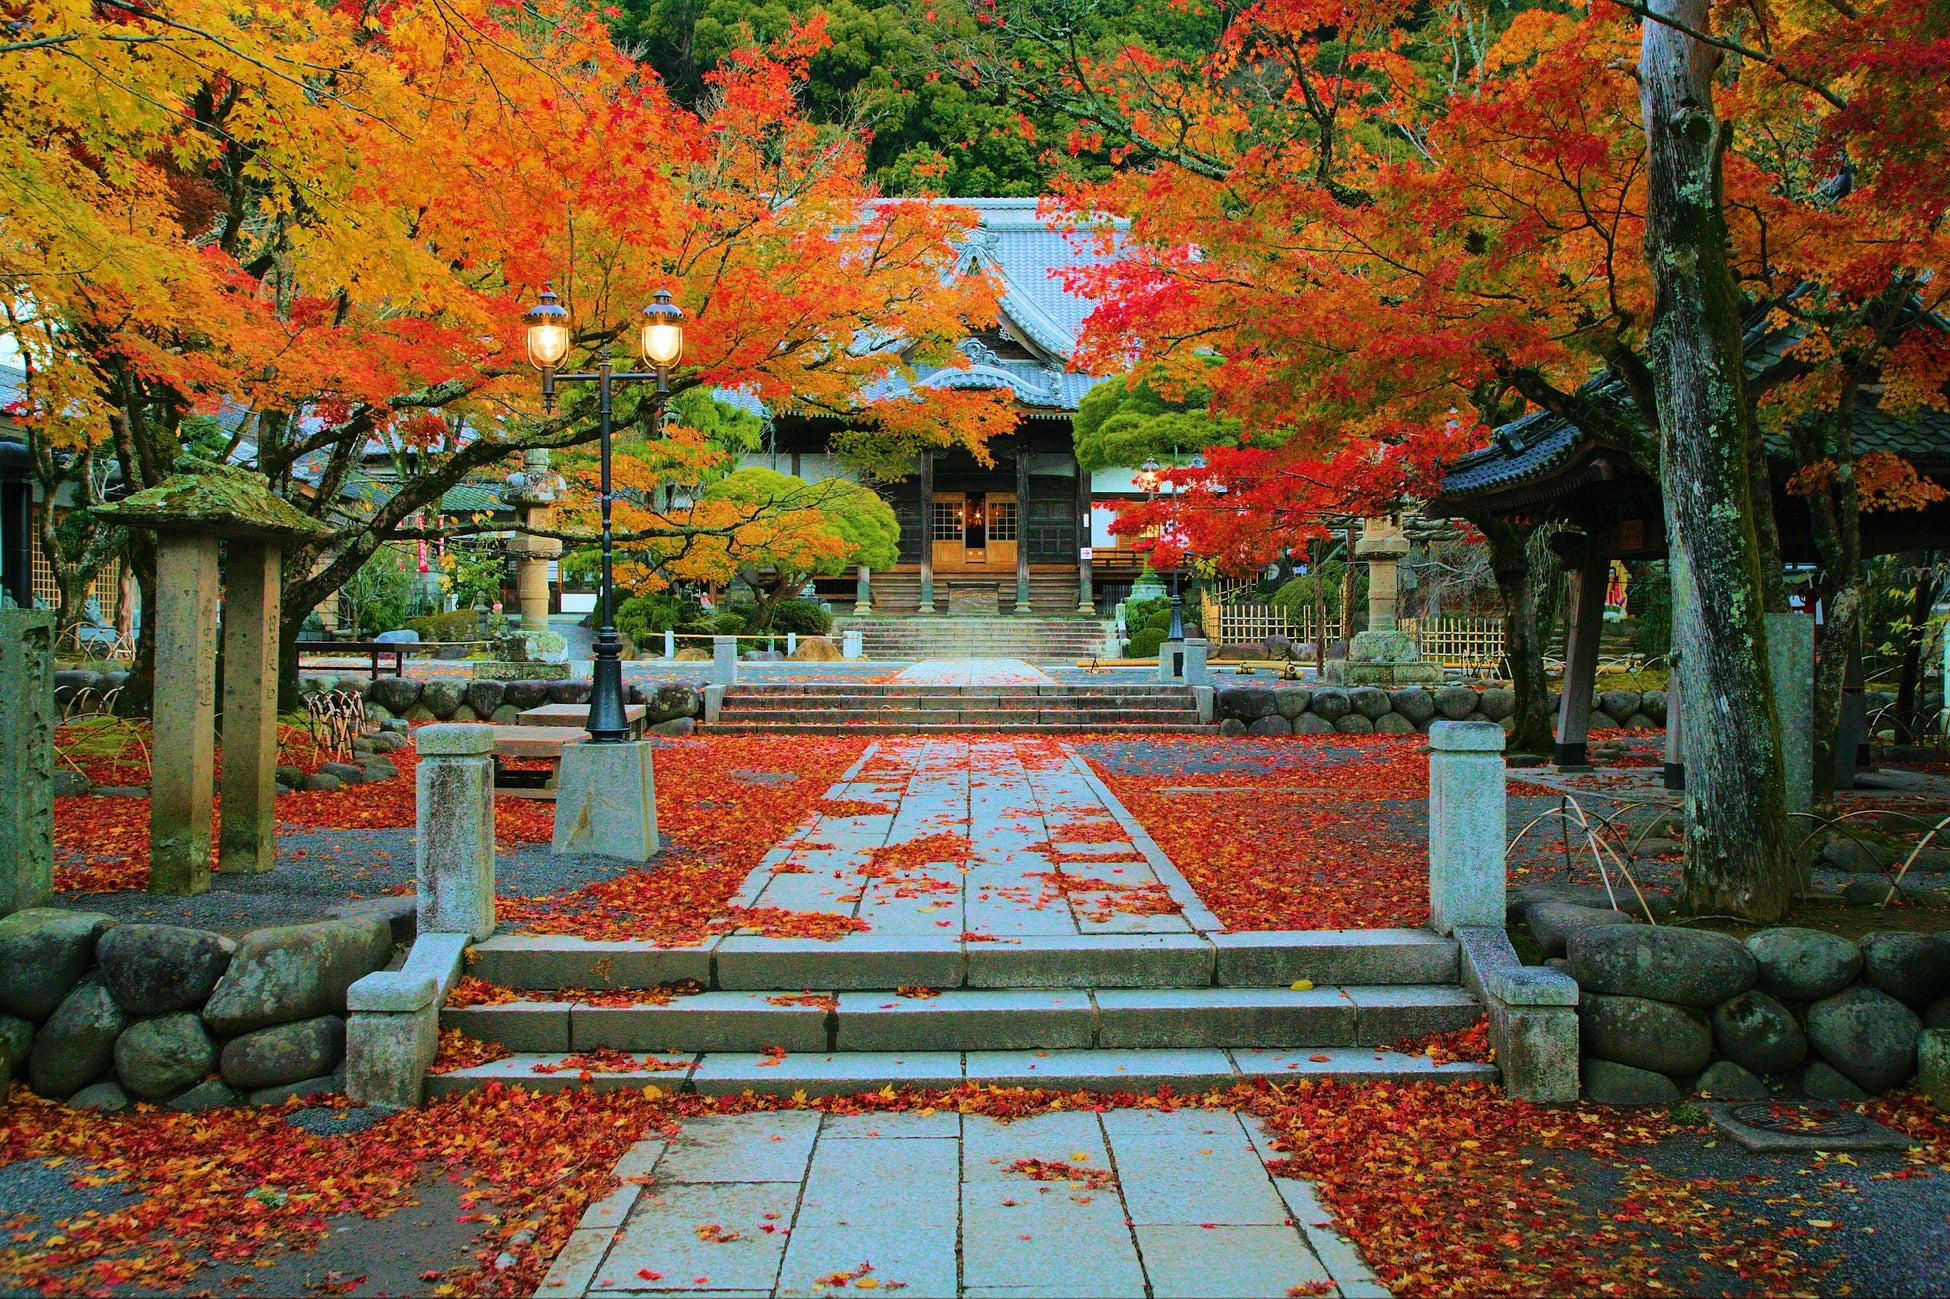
left=728, top=738, right=1220, bottom=942
left=540, top=1109, right=1391, bottom=1298
left=890, top=659, right=1058, bottom=687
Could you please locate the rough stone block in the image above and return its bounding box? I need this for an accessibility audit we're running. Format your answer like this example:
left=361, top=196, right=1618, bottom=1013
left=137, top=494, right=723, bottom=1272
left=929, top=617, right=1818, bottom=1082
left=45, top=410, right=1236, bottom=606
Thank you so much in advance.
left=552, top=740, right=659, bottom=862
left=347, top=971, right=438, bottom=1014
left=346, top=997, right=440, bottom=1109
left=1488, top=1000, right=1578, bottom=1103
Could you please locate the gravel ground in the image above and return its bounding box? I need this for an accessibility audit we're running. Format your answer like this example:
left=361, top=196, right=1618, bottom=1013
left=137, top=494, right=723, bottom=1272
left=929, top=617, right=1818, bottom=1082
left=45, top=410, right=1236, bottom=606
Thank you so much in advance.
left=52, top=826, right=657, bottom=936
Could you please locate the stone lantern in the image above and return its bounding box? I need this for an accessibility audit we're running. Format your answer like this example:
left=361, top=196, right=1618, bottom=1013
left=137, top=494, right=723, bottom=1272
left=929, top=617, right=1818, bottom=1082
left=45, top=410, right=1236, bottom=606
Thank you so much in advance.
left=94, top=461, right=335, bottom=894
left=1323, top=515, right=1443, bottom=687
left=501, top=449, right=564, bottom=647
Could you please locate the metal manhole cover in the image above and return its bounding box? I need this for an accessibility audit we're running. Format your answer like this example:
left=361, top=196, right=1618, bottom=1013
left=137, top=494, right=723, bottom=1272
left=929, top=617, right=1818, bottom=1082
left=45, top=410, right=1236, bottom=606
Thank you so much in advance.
left=1725, top=1102, right=1876, bottom=1138
left=1708, top=1102, right=1915, bottom=1153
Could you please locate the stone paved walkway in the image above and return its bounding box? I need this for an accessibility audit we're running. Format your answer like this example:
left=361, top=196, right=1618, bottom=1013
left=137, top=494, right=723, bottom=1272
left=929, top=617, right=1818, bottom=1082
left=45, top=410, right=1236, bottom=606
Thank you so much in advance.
left=541, top=1109, right=1389, bottom=1298
left=728, top=738, right=1222, bottom=937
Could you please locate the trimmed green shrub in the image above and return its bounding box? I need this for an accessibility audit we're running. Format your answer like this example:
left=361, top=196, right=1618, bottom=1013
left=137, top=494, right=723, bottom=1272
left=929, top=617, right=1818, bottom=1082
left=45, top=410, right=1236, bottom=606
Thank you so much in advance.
left=407, top=609, right=486, bottom=642
left=615, top=593, right=703, bottom=643
left=711, top=610, right=748, bottom=634
left=765, top=599, right=833, bottom=635
left=1126, top=626, right=1167, bottom=659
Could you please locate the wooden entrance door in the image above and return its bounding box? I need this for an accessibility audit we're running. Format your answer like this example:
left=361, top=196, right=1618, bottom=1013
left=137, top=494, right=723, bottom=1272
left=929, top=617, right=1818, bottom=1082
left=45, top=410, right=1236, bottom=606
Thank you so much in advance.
left=931, top=491, right=1018, bottom=573
left=931, top=492, right=964, bottom=571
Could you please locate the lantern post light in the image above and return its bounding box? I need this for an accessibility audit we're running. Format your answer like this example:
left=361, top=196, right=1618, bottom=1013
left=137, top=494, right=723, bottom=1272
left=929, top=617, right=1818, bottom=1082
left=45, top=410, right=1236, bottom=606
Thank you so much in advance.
left=1137, top=456, right=1184, bottom=642
left=522, top=284, right=684, bottom=743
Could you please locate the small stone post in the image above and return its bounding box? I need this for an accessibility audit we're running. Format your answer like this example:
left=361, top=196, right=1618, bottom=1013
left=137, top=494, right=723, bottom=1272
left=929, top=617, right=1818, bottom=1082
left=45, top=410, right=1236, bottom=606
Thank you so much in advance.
left=787, top=632, right=798, bottom=656
left=1427, top=719, right=1506, bottom=934
left=1181, top=638, right=1211, bottom=687
left=415, top=723, right=496, bottom=940
left=712, top=635, right=739, bottom=688
left=151, top=534, right=221, bottom=895
left=219, top=540, right=281, bottom=874
left=855, top=564, right=873, bottom=616
left=843, top=629, right=863, bottom=659
left=663, top=629, right=675, bottom=660
left=0, top=609, right=55, bottom=916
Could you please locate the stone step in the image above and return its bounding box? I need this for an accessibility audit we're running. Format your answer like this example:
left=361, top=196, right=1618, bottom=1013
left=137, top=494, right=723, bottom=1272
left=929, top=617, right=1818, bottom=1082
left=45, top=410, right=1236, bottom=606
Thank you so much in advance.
left=424, top=1045, right=1496, bottom=1099
left=442, top=985, right=1480, bottom=1054
left=463, top=929, right=1460, bottom=992
left=712, top=710, right=1204, bottom=727
left=702, top=717, right=1216, bottom=729
left=720, top=695, right=1193, bottom=710
left=724, top=684, right=1191, bottom=698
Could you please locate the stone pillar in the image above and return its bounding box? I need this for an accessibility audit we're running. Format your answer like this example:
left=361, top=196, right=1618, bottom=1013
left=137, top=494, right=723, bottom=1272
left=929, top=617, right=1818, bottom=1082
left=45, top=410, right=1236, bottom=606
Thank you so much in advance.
left=855, top=564, right=873, bottom=616
left=150, top=535, right=221, bottom=896
left=1180, top=638, right=1211, bottom=687
left=1554, top=547, right=1609, bottom=770
left=712, top=635, right=739, bottom=688
left=916, top=451, right=936, bottom=614
left=219, top=541, right=280, bottom=875
left=1357, top=517, right=1410, bottom=632
left=1015, top=445, right=1033, bottom=615
left=346, top=930, right=468, bottom=1110
left=0, top=609, right=55, bottom=915
left=1767, top=611, right=1815, bottom=817
left=415, top=723, right=496, bottom=940
left=1428, top=719, right=1506, bottom=935
left=507, top=449, right=561, bottom=634
left=1076, top=463, right=1095, bottom=614
left=663, top=629, right=675, bottom=660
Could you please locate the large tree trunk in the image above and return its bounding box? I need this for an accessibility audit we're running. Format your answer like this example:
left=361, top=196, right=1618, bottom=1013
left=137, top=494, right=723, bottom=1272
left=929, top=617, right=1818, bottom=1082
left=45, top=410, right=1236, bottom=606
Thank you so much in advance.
left=1483, top=519, right=1554, bottom=756
left=1640, top=0, right=1793, bottom=919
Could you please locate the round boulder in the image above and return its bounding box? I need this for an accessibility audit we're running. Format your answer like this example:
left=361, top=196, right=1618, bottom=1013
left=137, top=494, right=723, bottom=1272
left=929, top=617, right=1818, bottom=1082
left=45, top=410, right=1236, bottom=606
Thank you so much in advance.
left=448, top=704, right=479, bottom=723
left=1295, top=714, right=1336, bottom=735
left=28, top=976, right=129, bottom=1098
left=68, top=1081, right=132, bottom=1112
left=1432, top=685, right=1478, bottom=720
left=1373, top=713, right=1415, bottom=735
left=1217, top=686, right=1278, bottom=721
left=789, top=635, right=841, bottom=661
left=1804, top=984, right=1922, bottom=1094
left=168, top=1079, right=239, bottom=1113
left=1695, top=1060, right=1768, bottom=1100
left=1335, top=713, right=1375, bottom=735
left=1273, top=686, right=1312, bottom=720
left=1599, top=689, right=1643, bottom=723
left=0, top=1016, right=32, bottom=1070
left=1526, top=902, right=1635, bottom=959
left=1747, top=927, right=1862, bottom=1002
left=1476, top=688, right=1516, bottom=722
left=1566, top=924, right=1758, bottom=1007
left=1582, top=1057, right=1682, bottom=1106
left=317, top=762, right=366, bottom=785
left=200, top=917, right=394, bottom=1037
left=1711, top=990, right=1808, bottom=1075
left=0, top=909, right=118, bottom=1021
left=1927, top=997, right=1950, bottom=1030
left=1388, top=688, right=1435, bottom=725
left=1349, top=687, right=1391, bottom=720
left=490, top=705, right=521, bottom=724
left=1579, top=993, right=1712, bottom=1075
left=97, top=924, right=233, bottom=1015
left=220, top=1015, right=346, bottom=1091
left=464, top=680, right=505, bottom=717
left=114, top=1012, right=217, bottom=1099
left=547, top=679, right=593, bottom=705
left=650, top=716, right=695, bottom=736
left=1803, top=1059, right=1870, bottom=1101
left=1217, top=717, right=1248, bottom=737
left=646, top=682, right=702, bottom=724
left=418, top=679, right=465, bottom=719
left=1308, top=688, right=1351, bottom=721
left=301, top=773, right=343, bottom=792
left=1858, top=931, right=1950, bottom=1007
left=1624, top=713, right=1660, bottom=730
left=503, top=679, right=553, bottom=709
left=368, top=676, right=422, bottom=713
left=1247, top=715, right=1292, bottom=737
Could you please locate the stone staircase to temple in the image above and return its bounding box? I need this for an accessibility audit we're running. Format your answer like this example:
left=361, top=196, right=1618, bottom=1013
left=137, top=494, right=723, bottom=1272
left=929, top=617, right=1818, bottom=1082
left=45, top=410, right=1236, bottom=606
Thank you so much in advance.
left=703, top=683, right=1214, bottom=735
left=426, top=929, right=1493, bottom=1097
left=835, top=615, right=1118, bottom=662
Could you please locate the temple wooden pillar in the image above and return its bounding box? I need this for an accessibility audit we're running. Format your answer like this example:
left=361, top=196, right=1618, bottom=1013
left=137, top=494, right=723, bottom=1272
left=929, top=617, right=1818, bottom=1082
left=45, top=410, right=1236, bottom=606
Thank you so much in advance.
left=917, top=451, right=936, bottom=614
left=1554, top=545, right=1610, bottom=770
left=1015, top=444, right=1033, bottom=614
left=1076, top=458, right=1094, bottom=614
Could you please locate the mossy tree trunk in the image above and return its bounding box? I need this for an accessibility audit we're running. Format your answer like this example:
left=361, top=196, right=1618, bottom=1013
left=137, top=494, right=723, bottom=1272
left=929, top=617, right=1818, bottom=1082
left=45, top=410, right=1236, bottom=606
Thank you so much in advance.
left=1639, top=0, right=1793, bottom=919
left=1482, top=519, right=1557, bottom=758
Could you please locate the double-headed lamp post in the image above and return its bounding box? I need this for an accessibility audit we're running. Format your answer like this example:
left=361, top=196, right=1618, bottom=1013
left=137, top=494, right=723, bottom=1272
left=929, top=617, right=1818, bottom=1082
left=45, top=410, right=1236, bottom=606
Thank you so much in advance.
left=522, top=283, right=685, bottom=744
left=1137, top=456, right=1185, bottom=641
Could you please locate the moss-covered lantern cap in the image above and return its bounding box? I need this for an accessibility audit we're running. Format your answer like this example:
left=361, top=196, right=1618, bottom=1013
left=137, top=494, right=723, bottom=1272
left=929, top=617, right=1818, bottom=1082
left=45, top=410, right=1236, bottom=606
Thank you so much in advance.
left=92, top=459, right=336, bottom=543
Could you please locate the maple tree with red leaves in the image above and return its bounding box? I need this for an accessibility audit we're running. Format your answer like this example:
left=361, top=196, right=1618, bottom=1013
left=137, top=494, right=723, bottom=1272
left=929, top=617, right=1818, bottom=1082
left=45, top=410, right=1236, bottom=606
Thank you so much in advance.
left=955, top=0, right=1950, bottom=921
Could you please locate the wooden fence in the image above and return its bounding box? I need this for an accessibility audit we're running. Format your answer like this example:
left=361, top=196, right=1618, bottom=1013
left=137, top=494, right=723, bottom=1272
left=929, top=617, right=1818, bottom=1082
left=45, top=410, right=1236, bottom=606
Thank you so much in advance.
left=1199, top=595, right=1506, bottom=671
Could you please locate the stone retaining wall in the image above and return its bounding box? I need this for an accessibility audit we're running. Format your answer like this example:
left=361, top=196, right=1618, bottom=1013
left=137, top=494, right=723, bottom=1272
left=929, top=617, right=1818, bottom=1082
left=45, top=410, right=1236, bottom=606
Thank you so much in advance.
left=298, top=674, right=709, bottom=734
left=0, top=908, right=402, bottom=1112
left=1212, top=682, right=1673, bottom=736
left=1526, top=905, right=1950, bottom=1105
